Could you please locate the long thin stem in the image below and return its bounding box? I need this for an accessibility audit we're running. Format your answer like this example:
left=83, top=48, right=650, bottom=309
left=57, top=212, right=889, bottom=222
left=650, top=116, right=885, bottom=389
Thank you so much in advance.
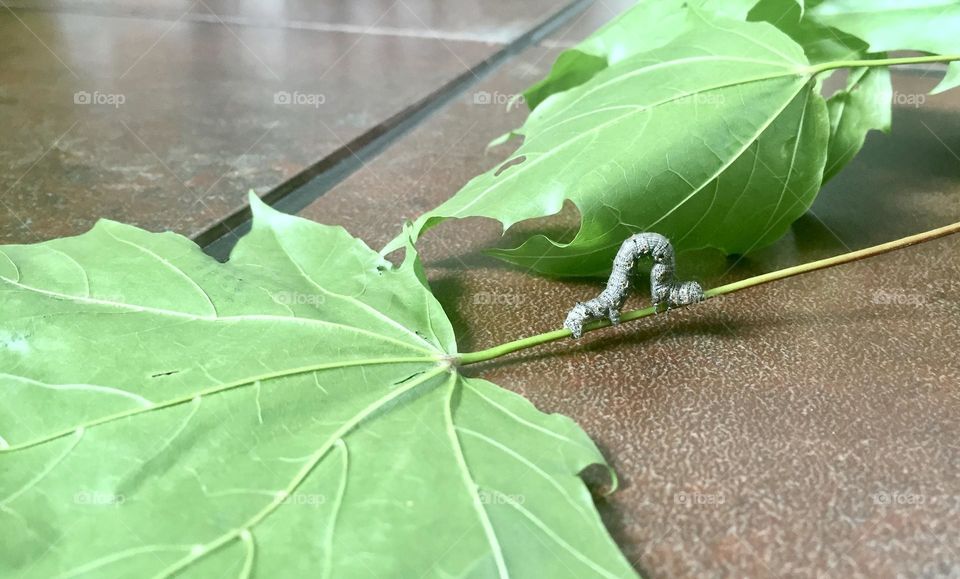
left=807, top=54, right=960, bottom=76
left=456, top=221, right=960, bottom=366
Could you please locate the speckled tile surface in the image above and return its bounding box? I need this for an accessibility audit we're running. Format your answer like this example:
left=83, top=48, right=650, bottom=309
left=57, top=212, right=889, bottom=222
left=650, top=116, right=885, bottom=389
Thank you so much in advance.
left=9, top=0, right=572, bottom=43
left=537, top=0, right=635, bottom=48
left=298, top=40, right=960, bottom=578
left=0, top=0, right=571, bottom=243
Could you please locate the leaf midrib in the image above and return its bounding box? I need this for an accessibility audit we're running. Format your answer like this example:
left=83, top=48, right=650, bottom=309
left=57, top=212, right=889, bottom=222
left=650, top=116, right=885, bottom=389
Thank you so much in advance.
left=0, top=356, right=441, bottom=452
left=444, top=373, right=509, bottom=578
left=445, top=69, right=810, bottom=220
left=546, top=54, right=802, bottom=121
left=0, top=275, right=434, bottom=355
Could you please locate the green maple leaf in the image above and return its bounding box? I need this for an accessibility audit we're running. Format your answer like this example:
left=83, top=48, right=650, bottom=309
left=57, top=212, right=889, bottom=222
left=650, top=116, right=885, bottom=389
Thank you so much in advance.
left=0, top=195, right=636, bottom=578
left=521, top=0, right=782, bottom=112
left=525, top=0, right=891, bottom=186
left=386, top=11, right=831, bottom=276
left=822, top=65, right=892, bottom=181
left=748, top=0, right=893, bottom=181
left=431, top=2, right=902, bottom=278
left=808, top=0, right=960, bottom=94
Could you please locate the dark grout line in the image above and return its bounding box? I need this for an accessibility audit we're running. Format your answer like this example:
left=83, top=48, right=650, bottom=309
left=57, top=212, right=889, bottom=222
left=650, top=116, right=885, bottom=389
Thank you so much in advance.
left=199, top=0, right=594, bottom=261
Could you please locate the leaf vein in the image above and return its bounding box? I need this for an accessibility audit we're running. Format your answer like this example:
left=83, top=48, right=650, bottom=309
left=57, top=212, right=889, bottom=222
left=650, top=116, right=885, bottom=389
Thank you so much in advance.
left=490, top=489, right=624, bottom=579
left=103, top=229, right=219, bottom=318
left=1, top=373, right=154, bottom=407
left=1, top=428, right=83, bottom=507
left=0, top=357, right=437, bottom=452
left=322, top=439, right=349, bottom=579
left=456, top=426, right=591, bottom=520
left=151, top=365, right=450, bottom=579
left=446, top=375, right=509, bottom=579
left=266, top=226, right=437, bottom=351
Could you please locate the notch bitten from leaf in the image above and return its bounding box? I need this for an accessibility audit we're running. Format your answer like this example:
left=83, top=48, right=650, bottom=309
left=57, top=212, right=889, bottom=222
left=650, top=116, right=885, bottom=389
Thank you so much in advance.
left=494, top=155, right=527, bottom=177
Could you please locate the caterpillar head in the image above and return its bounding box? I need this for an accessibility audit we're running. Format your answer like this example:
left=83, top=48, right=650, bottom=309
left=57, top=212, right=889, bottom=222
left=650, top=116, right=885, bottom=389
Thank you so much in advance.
left=564, top=302, right=588, bottom=339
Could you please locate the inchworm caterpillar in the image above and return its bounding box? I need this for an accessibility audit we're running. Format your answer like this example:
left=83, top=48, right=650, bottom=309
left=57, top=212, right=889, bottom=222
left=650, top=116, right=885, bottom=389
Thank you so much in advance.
left=564, top=233, right=703, bottom=338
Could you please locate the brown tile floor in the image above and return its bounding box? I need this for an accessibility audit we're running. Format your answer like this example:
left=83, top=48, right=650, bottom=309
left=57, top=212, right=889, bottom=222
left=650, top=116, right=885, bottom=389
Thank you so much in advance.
left=0, top=0, right=570, bottom=243
left=539, top=0, right=636, bottom=48
left=298, top=37, right=960, bottom=579
left=11, top=0, right=572, bottom=42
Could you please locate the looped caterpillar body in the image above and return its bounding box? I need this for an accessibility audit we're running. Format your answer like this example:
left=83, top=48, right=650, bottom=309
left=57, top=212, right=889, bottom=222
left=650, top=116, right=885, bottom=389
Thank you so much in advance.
left=564, top=233, right=703, bottom=338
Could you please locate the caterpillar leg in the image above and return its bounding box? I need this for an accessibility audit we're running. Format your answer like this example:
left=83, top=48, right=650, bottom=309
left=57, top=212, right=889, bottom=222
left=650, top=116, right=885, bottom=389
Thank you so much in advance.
left=650, top=262, right=673, bottom=313
left=608, top=307, right=621, bottom=326
left=669, top=281, right=704, bottom=306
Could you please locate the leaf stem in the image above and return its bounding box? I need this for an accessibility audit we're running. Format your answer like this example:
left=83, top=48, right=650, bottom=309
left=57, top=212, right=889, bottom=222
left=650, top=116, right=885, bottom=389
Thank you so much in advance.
left=456, top=221, right=960, bottom=366
left=808, top=54, right=960, bottom=76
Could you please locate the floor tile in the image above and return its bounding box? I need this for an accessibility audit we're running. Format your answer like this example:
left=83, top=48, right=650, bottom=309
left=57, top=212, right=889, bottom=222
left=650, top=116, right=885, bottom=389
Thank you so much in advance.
left=0, top=8, right=503, bottom=242
left=9, top=0, right=574, bottom=43
left=539, top=0, right=635, bottom=48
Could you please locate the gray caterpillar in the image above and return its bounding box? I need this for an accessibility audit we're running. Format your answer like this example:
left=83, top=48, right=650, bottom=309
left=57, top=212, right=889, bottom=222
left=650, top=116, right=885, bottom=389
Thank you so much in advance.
left=564, top=233, right=704, bottom=338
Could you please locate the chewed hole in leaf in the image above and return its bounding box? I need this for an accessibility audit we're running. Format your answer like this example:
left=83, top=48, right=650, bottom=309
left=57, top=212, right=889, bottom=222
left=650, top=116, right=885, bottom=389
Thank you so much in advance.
left=580, top=462, right=618, bottom=496
left=494, top=155, right=527, bottom=177
left=499, top=199, right=582, bottom=246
